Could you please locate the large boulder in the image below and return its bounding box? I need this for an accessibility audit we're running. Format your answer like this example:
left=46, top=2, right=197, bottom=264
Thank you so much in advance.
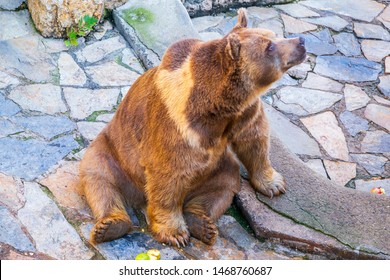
left=27, top=0, right=104, bottom=38
left=105, top=0, right=129, bottom=10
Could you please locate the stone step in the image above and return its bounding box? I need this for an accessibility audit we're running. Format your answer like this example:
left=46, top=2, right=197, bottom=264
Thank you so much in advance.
left=237, top=135, right=390, bottom=260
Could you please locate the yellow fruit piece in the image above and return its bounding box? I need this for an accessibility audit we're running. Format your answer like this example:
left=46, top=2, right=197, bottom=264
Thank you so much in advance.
left=135, top=253, right=150, bottom=260
left=147, top=249, right=161, bottom=260
left=370, top=187, right=386, bottom=195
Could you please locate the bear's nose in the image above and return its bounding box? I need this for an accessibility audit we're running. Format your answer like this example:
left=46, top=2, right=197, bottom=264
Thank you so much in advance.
left=299, top=37, right=305, bottom=46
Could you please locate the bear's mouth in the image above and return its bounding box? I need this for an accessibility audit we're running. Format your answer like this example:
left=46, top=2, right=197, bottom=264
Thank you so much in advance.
left=286, top=49, right=307, bottom=68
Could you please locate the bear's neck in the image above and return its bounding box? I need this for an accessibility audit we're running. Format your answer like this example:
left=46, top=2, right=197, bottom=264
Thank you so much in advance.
left=184, top=42, right=259, bottom=147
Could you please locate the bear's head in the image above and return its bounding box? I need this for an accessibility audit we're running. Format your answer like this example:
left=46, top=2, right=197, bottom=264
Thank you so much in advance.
left=225, top=8, right=306, bottom=90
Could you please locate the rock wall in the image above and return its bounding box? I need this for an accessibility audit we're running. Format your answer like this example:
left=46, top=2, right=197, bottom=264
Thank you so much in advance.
left=181, top=0, right=293, bottom=17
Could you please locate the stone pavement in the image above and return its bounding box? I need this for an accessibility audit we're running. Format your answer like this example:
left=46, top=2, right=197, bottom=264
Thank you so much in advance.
left=0, top=0, right=389, bottom=260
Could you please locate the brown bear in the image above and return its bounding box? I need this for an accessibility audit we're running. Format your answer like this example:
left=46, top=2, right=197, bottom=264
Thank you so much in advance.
left=79, top=8, right=306, bottom=247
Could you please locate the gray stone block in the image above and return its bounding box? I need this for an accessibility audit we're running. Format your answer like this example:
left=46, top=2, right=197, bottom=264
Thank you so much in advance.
left=114, top=0, right=200, bottom=68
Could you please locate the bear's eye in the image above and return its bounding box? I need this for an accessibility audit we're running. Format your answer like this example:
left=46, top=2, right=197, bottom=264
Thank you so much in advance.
left=266, top=42, right=276, bottom=53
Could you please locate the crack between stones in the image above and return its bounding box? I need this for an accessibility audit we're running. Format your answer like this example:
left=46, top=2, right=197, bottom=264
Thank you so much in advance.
left=258, top=197, right=389, bottom=257
left=116, top=13, right=161, bottom=61
left=277, top=99, right=310, bottom=115
left=284, top=195, right=325, bottom=231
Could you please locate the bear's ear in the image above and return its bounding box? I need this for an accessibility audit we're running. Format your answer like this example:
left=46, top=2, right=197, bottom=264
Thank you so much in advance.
left=226, top=33, right=241, bottom=60
left=234, top=8, right=248, bottom=29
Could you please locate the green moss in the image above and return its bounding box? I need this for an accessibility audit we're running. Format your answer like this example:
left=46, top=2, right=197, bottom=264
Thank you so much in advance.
left=86, top=110, right=109, bottom=122
left=225, top=204, right=254, bottom=235
left=21, top=136, right=34, bottom=141
left=39, top=184, right=56, bottom=200
left=121, top=7, right=155, bottom=46
left=121, top=7, right=154, bottom=26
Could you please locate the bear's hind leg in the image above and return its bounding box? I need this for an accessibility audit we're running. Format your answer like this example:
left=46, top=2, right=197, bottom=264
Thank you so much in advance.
left=80, top=142, right=133, bottom=244
left=83, top=173, right=132, bottom=244
left=184, top=151, right=240, bottom=245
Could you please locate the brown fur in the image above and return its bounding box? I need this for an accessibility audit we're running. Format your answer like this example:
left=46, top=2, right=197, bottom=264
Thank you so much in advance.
left=79, top=8, right=306, bottom=246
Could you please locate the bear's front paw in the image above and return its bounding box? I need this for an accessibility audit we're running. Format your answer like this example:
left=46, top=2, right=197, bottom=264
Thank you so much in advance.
left=150, top=218, right=190, bottom=247
left=251, top=169, right=286, bottom=199
left=153, top=227, right=190, bottom=248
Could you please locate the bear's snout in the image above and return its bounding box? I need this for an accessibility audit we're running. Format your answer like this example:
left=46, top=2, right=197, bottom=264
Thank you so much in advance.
left=285, top=37, right=307, bottom=68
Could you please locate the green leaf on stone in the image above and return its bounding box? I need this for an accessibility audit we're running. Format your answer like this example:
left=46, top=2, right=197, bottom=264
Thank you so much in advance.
left=64, top=15, right=98, bottom=48
left=70, top=38, right=78, bottom=46
left=83, top=15, right=98, bottom=30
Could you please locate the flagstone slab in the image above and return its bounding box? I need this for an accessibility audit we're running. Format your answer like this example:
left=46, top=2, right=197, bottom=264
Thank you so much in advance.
left=11, top=115, right=76, bottom=140
left=275, top=86, right=342, bottom=116
left=0, top=94, right=20, bottom=117
left=373, top=95, right=390, bottom=106
left=85, top=61, right=140, bottom=87
left=354, top=22, right=390, bottom=40
left=361, top=40, right=390, bottom=62
left=0, top=119, right=23, bottom=137
left=302, top=16, right=349, bottom=32
left=364, top=104, right=390, bottom=131
left=355, top=179, right=390, bottom=196
left=81, top=223, right=185, bottom=260
left=0, top=173, right=25, bottom=212
left=64, top=87, right=120, bottom=120
left=323, top=160, right=356, bottom=186
left=287, top=62, right=311, bottom=79
left=77, top=122, right=106, bottom=142
left=0, top=136, right=78, bottom=180
left=302, top=73, right=343, bottom=92
left=0, top=70, right=20, bottom=89
left=0, top=10, right=36, bottom=41
left=0, top=0, right=24, bottom=10
left=315, top=56, right=381, bottom=82
left=0, top=36, right=56, bottom=83
left=344, top=84, right=371, bottom=111
left=247, top=6, right=279, bottom=21
left=378, top=75, right=390, bottom=98
left=75, top=36, right=127, bottom=64
left=121, top=48, right=145, bottom=74
left=290, top=31, right=337, bottom=56
left=0, top=206, right=35, bottom=252
left=339, top=111, right=369, bottom=137
left=254, top=18, right=284, bottom=38
left=301, top=112, right=349, bottom=161
left=264, top=103, right=321, bottom=156
left=191, top=15, right=224, bottom=32
left=333, top=32, right=361, bottom=57
left=39, top=161, right=92, bottom=219
left=351, top=154, right=388, bottom=176
left=281, top=14, right=317, bottom=34
left=385, top=57, right=390, bottom=74
left=18, top=182, right=94, bottom=259
left=301, top=0, right=385, bottom=22
left=378, top=5, right=390, bottom=30
left=275, top=3, right=319, bottom=18
left=304, top=159, right=328, bottom=178
left=9, top=84, right=66, bottom=115
left=58, top=52, right=87, bottom=86
left=361, top=130, right=390, bottom=153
